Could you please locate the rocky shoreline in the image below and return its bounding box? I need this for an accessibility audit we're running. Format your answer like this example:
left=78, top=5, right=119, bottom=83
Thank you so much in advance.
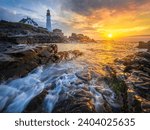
left=105, top=41, right=150, bottom=112
left=24, top=42, right=150, bottom=113
left=0, top=42, right=82, bottom=82
left=0, top=41, right=150, bottom=113
left=0, top=20, right=96, bottom=44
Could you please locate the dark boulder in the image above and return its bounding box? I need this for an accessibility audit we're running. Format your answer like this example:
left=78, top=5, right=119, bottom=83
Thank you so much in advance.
left=53, top=88, right=96, bottom=113
left=112, top=48, right=150, bottom=112
left=24, top=89, right=49, bottom=113
left=0, top=44, right=58, bottom=82
left=138, top=41, right=150, bottom=51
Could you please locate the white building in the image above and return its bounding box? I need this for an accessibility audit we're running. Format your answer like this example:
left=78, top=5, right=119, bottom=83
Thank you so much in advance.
left=46, top=9, right=52, bottom=32
left=19, top=17, right=38, bottom=27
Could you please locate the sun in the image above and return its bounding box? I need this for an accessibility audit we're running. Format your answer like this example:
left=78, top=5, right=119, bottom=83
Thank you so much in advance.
left=108, top=33, right=113, bottom=38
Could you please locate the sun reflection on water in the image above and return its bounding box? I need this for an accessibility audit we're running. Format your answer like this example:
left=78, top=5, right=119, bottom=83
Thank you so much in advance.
left=57, top=41, right=138, bottom=75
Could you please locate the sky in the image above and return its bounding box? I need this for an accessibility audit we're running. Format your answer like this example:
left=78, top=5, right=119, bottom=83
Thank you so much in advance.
left=0, top=0, right=150, bottom=41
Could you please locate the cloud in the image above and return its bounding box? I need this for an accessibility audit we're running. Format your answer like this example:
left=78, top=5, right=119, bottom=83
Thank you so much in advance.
left=129, top=34, right=150, bottom=37
left=0, top=7, right=23, bottom=21
left=62, top=0, right=150, bottom=16
left=19, top=6, right=37, bottom=13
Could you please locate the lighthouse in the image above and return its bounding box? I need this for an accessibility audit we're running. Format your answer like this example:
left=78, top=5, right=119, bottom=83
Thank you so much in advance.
left=46, top=9, right=52, bottom=32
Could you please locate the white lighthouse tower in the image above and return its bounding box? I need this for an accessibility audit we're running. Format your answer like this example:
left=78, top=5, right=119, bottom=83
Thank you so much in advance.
left=46, top=9, right=52, bottom=32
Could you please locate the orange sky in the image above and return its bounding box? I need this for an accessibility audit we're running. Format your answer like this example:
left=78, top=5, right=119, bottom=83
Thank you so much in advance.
left=64, top=1, right=150, bottom=40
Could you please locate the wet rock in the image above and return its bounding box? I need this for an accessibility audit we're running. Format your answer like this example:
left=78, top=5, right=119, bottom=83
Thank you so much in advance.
left=57, top=50, right=83, bottom=61
left=141, top=101, right=150, bottom=112
left=76, top=70, right=92, bottom=82
left=53, top=88, right=96, bottom=113
left=138, top=41, right=150, bottom=51
left=0, top=44, right=58, bottom=82
left=137, top=51, right=150, bottom=60
left=24, top=89, right=48, bottom=113
left=141, top=67, right=150, bottom=75
left=74, top=79, right=83, bottom=85
left=111, top=47, right=150, bottom=112
left=104, top=71, right=128, bottom=112
left=135, top=82, right=150, bottom=90
left=0, top=43, right=83, bottom=82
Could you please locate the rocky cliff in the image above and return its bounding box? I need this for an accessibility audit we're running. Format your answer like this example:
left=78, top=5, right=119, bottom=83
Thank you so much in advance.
left=0, top=20, right=67, bottom=44
left=69, top=33, right=96, bottom=43
left=105, top=41, right=150, bottom=112
left=0, top=21, right=96, bottom=44
left=0, top=42, right=82, bottom=82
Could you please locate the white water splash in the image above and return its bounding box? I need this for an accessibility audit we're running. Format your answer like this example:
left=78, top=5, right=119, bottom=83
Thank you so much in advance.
left=0, top=60, right=120, bottom=112
left=0, top=66, right=44, bottom=112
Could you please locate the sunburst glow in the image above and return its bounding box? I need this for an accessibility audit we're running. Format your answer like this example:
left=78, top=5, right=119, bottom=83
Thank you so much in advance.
left=108, top=34, right=113, bottom=38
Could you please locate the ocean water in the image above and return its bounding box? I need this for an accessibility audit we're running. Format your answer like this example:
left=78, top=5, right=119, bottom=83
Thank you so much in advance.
left=0, top=41, right=138, bottom=112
